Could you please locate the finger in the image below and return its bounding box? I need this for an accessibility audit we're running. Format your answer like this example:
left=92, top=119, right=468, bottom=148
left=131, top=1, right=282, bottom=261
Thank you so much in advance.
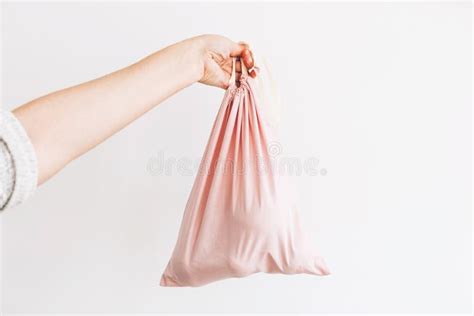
left=231, top=44, right=256, bottom=76
left=224, top=58, right=249, bottom=76
left=233, top=60, right=249, bottom=75
left=238, top=45, right=256, bottom=78
left=231, top=53, right=255, bottom=76
left=235, top=52, right=256, bottom=78
left=229, top=41, right=250, bottom=57
left=237, top=42, right=256, bottom=76
left=241, top=49, right=257, bottom=78
left=229, top=40, right=257, bottom=77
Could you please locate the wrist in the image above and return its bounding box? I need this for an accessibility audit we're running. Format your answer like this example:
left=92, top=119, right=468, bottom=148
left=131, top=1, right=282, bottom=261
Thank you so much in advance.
left=186, top=36, right=207, bottom=83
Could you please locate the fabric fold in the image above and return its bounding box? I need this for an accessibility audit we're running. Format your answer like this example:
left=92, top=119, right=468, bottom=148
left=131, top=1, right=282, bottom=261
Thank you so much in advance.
left=160, top=59, right=329, bottom=287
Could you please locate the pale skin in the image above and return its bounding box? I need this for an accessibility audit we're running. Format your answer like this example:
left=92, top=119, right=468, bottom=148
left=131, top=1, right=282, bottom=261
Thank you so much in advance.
left=13, top=35, right=257, bottom=185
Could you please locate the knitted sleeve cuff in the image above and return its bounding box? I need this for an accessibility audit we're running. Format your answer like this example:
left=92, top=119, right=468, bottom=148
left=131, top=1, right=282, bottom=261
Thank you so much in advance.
left=0, top=110, right=38, bottom=211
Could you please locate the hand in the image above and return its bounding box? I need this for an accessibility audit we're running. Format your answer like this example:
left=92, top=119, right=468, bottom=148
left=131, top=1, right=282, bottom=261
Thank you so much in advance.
left=194, top=34, right=257, bottom=89
left=13, top=34, right=254, bottom=185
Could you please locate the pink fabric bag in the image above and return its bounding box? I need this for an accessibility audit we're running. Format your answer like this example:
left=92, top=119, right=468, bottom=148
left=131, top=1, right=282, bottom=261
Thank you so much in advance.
left=160, top=58, right=330, bottom=287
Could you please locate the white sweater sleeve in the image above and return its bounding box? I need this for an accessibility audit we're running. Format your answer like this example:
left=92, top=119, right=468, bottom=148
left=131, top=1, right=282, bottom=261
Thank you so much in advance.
left=0, top=110, right=38, bottom=211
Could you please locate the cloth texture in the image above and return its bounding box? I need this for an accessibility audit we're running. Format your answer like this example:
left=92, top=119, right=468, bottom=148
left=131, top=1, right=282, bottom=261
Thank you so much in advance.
left=0, top=110, right=38, bottom=211
left=160, top=59, right=330, bottom=287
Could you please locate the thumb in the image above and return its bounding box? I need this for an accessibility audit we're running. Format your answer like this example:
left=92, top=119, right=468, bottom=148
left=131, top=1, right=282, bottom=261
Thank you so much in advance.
left=207, top=59, right=231, bottom=89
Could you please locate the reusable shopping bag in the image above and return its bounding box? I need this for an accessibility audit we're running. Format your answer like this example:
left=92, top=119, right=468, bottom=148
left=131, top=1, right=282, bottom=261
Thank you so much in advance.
left=160, top=57, right=330, bottom=287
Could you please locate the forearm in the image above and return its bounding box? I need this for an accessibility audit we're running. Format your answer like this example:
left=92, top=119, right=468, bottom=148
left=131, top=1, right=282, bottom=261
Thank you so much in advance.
left=13, top=37, right=204, bottom=185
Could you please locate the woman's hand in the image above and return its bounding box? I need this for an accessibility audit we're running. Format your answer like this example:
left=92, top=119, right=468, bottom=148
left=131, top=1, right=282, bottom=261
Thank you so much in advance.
left=14, top=34, right=254, bottom=185
left=193, top=35, right=257, bottom=89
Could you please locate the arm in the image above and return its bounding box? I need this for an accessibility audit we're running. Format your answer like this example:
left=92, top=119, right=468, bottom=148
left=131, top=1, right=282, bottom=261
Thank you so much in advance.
left=12, top=35, right=255, bottom=185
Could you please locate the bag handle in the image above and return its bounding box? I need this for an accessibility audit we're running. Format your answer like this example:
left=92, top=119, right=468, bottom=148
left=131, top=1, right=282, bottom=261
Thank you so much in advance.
left=228, top=57, right=249, bottom=86
left=240, top=57, right=248, bottom=79
left=229, top=57, right=236, bottom=86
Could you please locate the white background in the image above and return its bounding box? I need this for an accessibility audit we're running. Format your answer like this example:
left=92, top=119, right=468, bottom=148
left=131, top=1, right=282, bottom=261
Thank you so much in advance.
left=1, top=1, right=471, bottom=313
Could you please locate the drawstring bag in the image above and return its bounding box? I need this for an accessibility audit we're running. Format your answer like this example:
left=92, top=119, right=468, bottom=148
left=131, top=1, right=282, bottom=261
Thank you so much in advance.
left=160, top=57, right=330, bottom=287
